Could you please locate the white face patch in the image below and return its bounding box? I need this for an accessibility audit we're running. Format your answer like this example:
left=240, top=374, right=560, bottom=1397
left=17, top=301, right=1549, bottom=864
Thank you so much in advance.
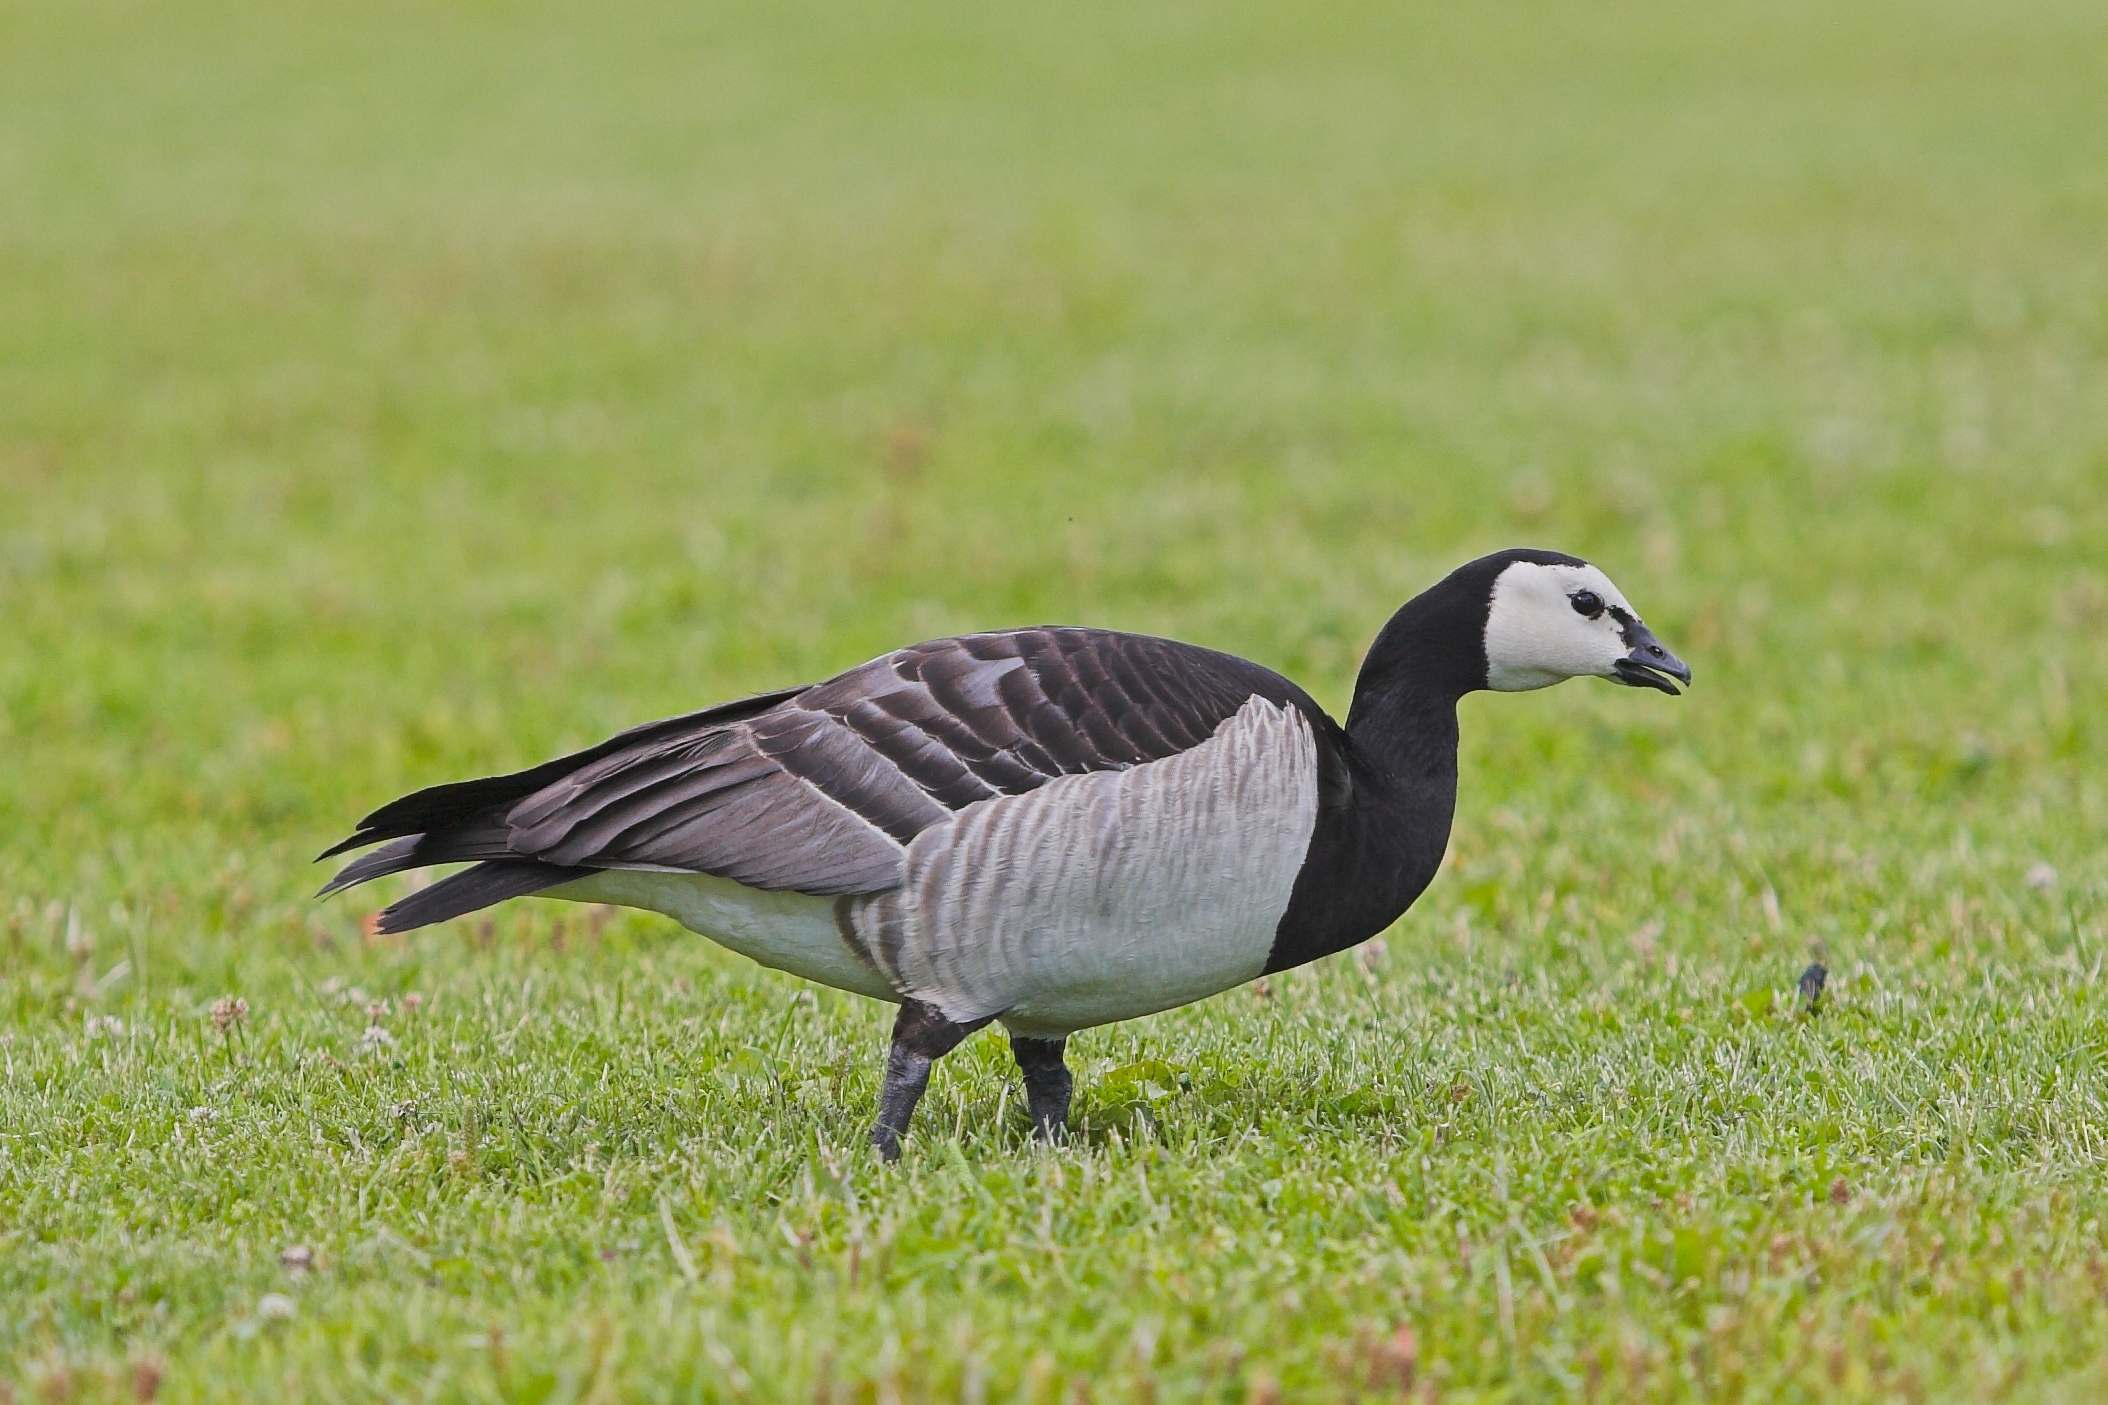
left=1482, top=560, right=1641, bottom=692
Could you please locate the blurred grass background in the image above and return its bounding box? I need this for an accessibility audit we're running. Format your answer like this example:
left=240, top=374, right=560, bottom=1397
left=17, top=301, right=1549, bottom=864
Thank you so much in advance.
left=2, top=0, right=2106, bottom=1399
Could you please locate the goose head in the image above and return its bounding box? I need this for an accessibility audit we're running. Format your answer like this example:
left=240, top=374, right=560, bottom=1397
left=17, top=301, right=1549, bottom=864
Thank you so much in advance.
left=1480, top=552, right=1692, bottom=695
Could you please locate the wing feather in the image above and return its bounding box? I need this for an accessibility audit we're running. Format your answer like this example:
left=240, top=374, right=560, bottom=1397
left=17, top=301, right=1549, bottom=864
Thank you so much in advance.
left=321, top=627, right=1347, bottom=922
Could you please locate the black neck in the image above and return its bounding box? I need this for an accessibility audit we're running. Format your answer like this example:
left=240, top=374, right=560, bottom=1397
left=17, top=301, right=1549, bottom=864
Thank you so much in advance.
left=1261, top=562, right=1500, bottom=972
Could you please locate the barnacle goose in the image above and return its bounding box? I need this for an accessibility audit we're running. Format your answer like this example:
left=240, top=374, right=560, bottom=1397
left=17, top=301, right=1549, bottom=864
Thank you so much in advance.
left=321, top=548, right=1689, bottom=1157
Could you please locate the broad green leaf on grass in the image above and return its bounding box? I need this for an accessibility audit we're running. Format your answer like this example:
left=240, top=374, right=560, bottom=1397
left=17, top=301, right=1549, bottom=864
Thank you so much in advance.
left=1102, top=1060, right=1190, bottom=1100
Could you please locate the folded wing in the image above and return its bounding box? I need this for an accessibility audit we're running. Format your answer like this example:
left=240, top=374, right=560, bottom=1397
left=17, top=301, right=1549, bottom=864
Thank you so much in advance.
left=321, top=628, right=1339, bottom=931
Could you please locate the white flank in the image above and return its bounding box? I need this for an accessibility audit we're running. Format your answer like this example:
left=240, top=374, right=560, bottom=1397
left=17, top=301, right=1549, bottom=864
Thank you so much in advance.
left=548, top=868, right=898, bottom=1002
left=847, top=696, right=1321, bottom=1035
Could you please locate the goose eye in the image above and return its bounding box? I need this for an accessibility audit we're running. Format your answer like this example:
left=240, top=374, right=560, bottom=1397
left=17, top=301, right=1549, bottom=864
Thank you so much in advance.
left=1570, top=590, right=1604, bottom=618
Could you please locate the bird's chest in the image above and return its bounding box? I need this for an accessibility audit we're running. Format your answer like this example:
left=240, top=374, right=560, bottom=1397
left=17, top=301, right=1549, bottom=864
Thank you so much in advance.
left=842, top=698, right=1322, bottom=1034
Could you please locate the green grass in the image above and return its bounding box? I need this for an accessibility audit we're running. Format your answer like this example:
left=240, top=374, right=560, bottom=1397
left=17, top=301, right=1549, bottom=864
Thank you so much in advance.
left=4, top=0, right=2107, bottom=1398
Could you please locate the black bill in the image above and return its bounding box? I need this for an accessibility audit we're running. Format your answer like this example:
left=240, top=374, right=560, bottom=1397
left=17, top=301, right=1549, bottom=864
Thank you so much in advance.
left=1609, top=614, right=1692, bottom=695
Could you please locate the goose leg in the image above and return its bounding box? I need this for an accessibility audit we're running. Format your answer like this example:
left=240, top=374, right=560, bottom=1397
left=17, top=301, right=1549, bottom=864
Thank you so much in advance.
left=870, top=999, right=989, bottom=1161
left=1009, top=1036, right=1072, bottom=1142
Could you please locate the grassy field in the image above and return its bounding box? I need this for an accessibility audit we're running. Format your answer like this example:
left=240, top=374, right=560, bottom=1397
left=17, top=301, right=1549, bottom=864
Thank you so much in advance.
left=4, top=0, right=2107, bottom=1398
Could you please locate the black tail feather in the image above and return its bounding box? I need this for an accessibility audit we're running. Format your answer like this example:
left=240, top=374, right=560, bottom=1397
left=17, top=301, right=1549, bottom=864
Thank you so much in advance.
left=317, top=818, right=518, bottom=897
left=316, top=685, right=811, bottom=931
left=373, top=861, right=589, bottom=934
left=315, top=835, right=427, bottom=898
left=317, top=686, right=806, bottom=860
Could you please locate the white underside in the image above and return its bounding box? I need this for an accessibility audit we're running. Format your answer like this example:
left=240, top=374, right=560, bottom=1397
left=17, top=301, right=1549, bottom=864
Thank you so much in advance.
left=545, top=697, right=1321, bottom=1036
left=548, top=869, right=897, bottom=1001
